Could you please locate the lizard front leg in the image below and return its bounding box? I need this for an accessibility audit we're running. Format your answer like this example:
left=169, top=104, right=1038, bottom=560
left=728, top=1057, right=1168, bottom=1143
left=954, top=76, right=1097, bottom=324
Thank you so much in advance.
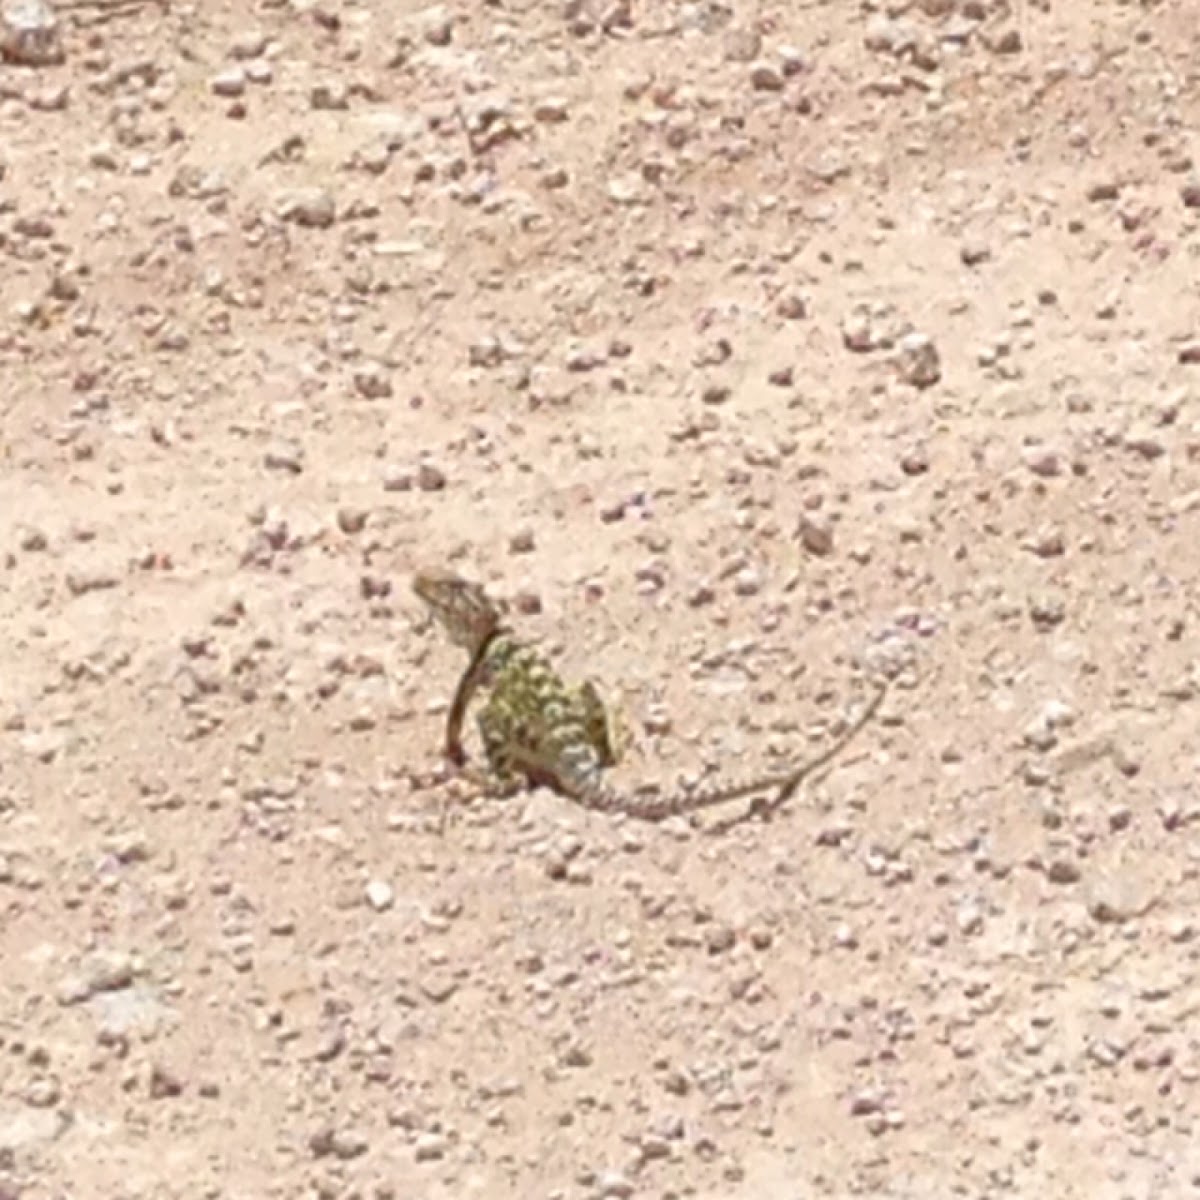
left=477, top=707, right=525, bottom=797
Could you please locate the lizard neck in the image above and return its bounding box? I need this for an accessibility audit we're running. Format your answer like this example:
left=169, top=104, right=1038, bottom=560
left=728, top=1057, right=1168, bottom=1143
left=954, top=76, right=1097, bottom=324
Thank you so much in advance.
left=464, top=624, right=515, bottom=682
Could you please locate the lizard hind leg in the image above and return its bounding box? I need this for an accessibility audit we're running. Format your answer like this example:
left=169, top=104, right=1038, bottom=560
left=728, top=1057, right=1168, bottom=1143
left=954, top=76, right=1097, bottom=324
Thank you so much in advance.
left=577, top=679, right=627, bottom=769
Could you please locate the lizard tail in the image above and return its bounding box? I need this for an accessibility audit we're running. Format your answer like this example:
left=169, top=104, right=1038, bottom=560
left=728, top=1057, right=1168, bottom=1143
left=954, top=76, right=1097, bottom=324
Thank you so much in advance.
left=566, top=681, right=887, bottom=823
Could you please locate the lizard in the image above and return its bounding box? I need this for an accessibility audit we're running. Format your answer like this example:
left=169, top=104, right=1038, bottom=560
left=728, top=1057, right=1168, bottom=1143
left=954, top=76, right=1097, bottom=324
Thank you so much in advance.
left=416, top=568, right=622, bottom=773
left=411, top=567, right=885, bottom=822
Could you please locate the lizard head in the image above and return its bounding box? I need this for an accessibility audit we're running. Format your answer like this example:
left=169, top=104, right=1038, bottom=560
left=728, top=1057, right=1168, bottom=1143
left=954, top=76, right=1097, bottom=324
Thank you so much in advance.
left=412, top=567, right=503, bottom=651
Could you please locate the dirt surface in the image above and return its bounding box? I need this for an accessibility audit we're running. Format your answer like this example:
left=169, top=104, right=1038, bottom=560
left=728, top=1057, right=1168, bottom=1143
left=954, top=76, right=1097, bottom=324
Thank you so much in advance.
left=3, top=0, right=1200, bottom=1196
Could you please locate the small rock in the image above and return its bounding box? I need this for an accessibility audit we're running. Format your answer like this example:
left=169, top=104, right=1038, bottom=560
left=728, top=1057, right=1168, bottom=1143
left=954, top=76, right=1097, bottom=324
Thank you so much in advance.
left=310, top=80, right=349, bottom=110
left=336, top=507, right=367, bottom=534
left=17, top=525, right=47, bottom=552
left=849, top=1090, right=883, bottom=1116
left=423, top=9, right=453, bottom=45
left=327, top=1128, right=369, bottom=1160
left=1123, top=427, right=1166, bottom=460
left=420, top=974, right=459, bottom=1004
left=732, top=567, right=761, bottom=597
left=311, top=1027, right=346, bottom=1062
left=776, top=290, right=807, bottom=319
left=365, top=880, right=394, bottom=911
left=508, top=528, right=535, bottom=554
left=276, top=187, right=336, bottom=229
left=863, top=14, right=902, bottom=53
left=1087, top=878, right=1155, bottom=924
left=894, top=332, right=941, bottom=388
left=23, top=1078, right=60, bottom=1108
left=1022, top=445, right=1063, bottom=477
left=1028, top=593, right=1066, bottom=630
left=985, top=25, right=1022, bottom=54
left=229, top=31, right=269, bottom=59
left=263, top=442, right=304, bottom=474
left=416, top=462, right=446, bottom=492
left=27, top=82, right=66, bottom=111
left=597, top=1170, right=635, bottom=1198
left=414, top=1131, right=447, bottom=1162
left=960, top=240, right=990, bottom=266
left=532, top=96, right=569, bottom=123
left=245, top=59, right=273, bottom=85
left=607, top=175, right=645, bottom=205
left=1088, top=1039, right=1124, bottom=1067
left=0, top=0, right=63, bottom=66
left=87, top=143, right=118, bottom=171
left=382, top=465, right=414, bottom=492
left=353, top=364, right=393, bottom=399
left=1045, top=858, right=1081, bottom=885
left=309, top=1126, right=336, bottom=1157
left=749, top=61, right=784, bottom=92
left=1025, top=527, right=1065, bottom=557
left=900, top=444, right=929, bottom=475
left=779, top=45, right=806, bottom=76
left=705, top=924, right=736, bottom=954
left=1108, top=805, right=1133, bottom=832
left=798, top=513, right=833, bottom=556
left=841, top=308, right=878, bottom=352
left=210, top=68, right=246, bottom=98
left=468, top=336, right=506, bottom=368
left=956, top=902, right=984, bottom=935
left=66, top=566, right=119, bottom=596
left=148, top=1063, right=184, bottom=1099
left=57, top=950, right=134, bottom=1004
left=1086, top=180, right=1120, bottom=202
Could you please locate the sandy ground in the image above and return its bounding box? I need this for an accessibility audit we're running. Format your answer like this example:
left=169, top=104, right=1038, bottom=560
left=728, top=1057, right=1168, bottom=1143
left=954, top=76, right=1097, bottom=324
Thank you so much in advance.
left=3, top=0, right=1200, bottom=1196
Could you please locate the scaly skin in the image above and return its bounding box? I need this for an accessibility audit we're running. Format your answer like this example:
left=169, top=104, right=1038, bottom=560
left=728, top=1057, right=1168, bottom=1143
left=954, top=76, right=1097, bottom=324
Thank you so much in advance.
left=413, top=568, right=620, bottom=771
left=412, top=568, right=884, bottom=822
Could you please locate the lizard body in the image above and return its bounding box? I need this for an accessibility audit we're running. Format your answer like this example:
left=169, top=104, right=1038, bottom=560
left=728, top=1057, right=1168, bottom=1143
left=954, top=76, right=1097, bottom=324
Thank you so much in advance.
left=413, top=568, right=883, bottom=821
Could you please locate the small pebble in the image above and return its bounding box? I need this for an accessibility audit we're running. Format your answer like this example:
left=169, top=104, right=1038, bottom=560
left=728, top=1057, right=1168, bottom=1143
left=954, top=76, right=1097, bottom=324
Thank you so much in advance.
left=354, top=364, right=393, bottom=399
left=336, top=507, right=367, bottom=534
left=414, top=1131, right=448, bottom=1162
left=798, top=513, right=833, bottom=556
left=508, top=528, right=535, bottom=554
left=1022, top=446, right=1063, bottom=477
left=382, top=465, right=414, bottom=492
left=597, top=1170, right=635, bottom=1198
left=310, top=80, right=349, bottom=110
left=210, top=68, right=246, bottom=98
left=416, top=462, right=447, bottom=491
left=894, top=332, right=941, bottom=388
left=276, top=187, right=336, bottom=229
left=229, top=31, right=268, bottom=59
left=264, top=442, right=304, bottom=474
left=749, top=62, right=784, bottom=92
left=1045, top=858, right=1081, bottom=885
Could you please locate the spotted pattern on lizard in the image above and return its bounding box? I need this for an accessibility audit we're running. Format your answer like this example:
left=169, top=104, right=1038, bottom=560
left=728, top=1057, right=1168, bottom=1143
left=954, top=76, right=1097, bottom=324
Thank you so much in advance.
left=412, top=568, right=884, bottom=822
left=414, top=569, right=621, bottom=775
